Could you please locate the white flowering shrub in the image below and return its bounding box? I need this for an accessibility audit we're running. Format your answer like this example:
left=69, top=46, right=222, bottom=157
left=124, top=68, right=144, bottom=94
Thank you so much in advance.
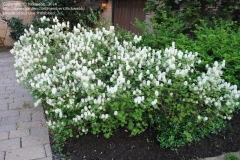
left=11, top=17, right=240, bottom=149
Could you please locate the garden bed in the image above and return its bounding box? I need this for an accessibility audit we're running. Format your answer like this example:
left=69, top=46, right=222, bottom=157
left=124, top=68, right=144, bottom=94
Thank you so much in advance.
left=10, top=17, right=240, bottom=160
left=50, top=113, right=240, bottom=160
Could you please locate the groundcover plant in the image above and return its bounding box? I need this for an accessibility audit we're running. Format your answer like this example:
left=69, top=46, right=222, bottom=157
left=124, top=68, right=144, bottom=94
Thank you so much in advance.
left=11, top=17, right=240, bottom=150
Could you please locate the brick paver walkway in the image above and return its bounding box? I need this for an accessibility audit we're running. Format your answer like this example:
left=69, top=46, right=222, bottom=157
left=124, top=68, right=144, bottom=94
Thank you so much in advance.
left=0, top=51, right=52, bottom=160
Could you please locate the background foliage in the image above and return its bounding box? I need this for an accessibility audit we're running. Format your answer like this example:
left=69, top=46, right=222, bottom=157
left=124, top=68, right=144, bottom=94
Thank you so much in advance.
left=2, top=0, right=101, bottom=41
left=24, top=0, right=102, bottom=27
left=135, top=0, right=240, bottom=88
left=146, top=0, right=240, bottom=33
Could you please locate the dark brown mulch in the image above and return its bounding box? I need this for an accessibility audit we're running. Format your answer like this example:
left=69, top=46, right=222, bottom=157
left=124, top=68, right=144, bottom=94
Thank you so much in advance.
left=52, top=113, right=240, bottom=160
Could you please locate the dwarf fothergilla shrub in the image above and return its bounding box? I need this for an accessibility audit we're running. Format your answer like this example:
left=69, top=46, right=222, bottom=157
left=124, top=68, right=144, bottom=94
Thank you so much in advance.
left=11, top=17, right=240, bottom=148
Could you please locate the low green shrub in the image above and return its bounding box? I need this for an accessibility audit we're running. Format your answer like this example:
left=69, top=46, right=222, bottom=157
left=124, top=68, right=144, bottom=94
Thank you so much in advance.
left=11, top=17, right=240, bottom=151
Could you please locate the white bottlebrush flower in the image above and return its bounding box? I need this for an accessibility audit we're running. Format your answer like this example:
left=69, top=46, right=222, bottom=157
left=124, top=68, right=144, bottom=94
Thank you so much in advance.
left=177, top=51, right=183, bottom=59
left=105, top=114, right=109, bottom=119
left=184, top=81, right=188, bottom=86
left=46, top=120, right=52, bottom=127
left=54, top=108, right=63, bottom=118
left=36, top=83, right=40, bottom=88
left=138, top=73, right=143, bottom=81
left=52, top=88, right=57, bottom=94
left=155, top=91, right=159, bottom=96
left=222, top=60, right=226, bottom=68
left=203, top=117, right=208, bottom=121
left=147, top=80, right=151, bottom=86
left=73, top=118, right=78, bottom=122
left=34, top=98, right=42, bottom=107
left=91, top=113, right=95, bottom=117
left=134, top=96, right=142, bottom=104
left=197, top=115, right=201, bottom=120
left=40, top=16, right=46, bottom=22
left=151, top=99, right=157, bottom=106
left=146, top=70, right=150, bottom=74
left=114, top=111, right=118, bottom=116
left=110, top=26, right=114, bottom=31
left=214, top=61, right=218, bottom=67
left=149, top=74, right=154, bottom=79
left=167, top=79, right=172, bottom=84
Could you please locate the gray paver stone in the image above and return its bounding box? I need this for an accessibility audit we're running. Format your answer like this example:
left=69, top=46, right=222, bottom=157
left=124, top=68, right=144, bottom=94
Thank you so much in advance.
left=14, top=96, right=33, bottom=103
left=9, top=128, right=30, bottom=138
left=41, top=119, right=47, bottom=127
left=0, top=98, right=13, bottom=104
left=0, top=124, right=16, bottom=132
left=17, top=121, right=43, bottom=130
left=22, top=127, right=50, bottom=147
left=5, top=146, right=46, bottom=160
left=203, top=154, right=225, bottom=160
left=14, top=89, right=30, bottom=96
left=2, top=83, right=15, bottom=87
left=44, top=144, right=52, bottom=158
left=0, top=131, right=9, bottom=140
left=0, top=94, right=10, bottom=99
left=0, top=109, right=19, bottom=118
left=9, top=93, right=24, bottom=98
left=5, top=86, right=17, bottom=92
left=235, top=151, right=240, bottom=157
left=6, top=74, right=17, bottom=79
left=0, top=152, right=5, bottom=160
left=36, top=157, right=52, bottom=160
left=1, top=114, right=31, bottom=125
left=32, top=111, right=45, bottom=121
left=0, top=138, right=20, bottom=152
left=20, top=107, right=42, bottom=117
left=8, top=102, right=26, bottom=110
left=22, top=91, right=32, bottom=97
left=0, top=86, right=6, bottom=91
left=3, top=79, right=18, bottom=84
left=0, top=90, right=13, bottom=95
left=0, top=104, right=8, bottom=111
